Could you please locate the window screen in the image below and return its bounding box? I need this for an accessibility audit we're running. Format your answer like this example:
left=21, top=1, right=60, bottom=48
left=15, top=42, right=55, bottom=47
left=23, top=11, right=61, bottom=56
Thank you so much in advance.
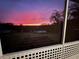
left=0, top=0, right=65, bottom=54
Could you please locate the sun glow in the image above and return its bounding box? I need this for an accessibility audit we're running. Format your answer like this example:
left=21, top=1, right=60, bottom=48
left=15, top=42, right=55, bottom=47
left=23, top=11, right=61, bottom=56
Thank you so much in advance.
left=14, top=23, right=50, bottom=26
left=13, top=21, right=54, bottom=26
left=22, top=24, right=42, bottom=26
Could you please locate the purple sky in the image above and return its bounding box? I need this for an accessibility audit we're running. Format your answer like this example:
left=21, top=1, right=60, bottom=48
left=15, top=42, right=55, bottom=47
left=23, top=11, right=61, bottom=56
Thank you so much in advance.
left=0, top=0, right=65, bottom=26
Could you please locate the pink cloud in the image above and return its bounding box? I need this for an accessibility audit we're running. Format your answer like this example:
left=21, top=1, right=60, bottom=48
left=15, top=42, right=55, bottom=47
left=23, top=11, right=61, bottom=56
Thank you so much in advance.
left=5, top=10, right=52, bottom=25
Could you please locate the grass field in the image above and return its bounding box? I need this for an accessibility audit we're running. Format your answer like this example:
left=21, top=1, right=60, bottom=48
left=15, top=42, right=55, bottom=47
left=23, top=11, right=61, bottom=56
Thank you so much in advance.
left=0, top=23, right=62, bottom=54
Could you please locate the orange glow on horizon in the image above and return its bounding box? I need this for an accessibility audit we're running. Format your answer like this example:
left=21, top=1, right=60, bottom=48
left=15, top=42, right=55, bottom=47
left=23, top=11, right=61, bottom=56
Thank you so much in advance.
left=13, top=20, right=54, bottom=26
left=14, top=23, right=50, bottom=26
left=23, top=24, right=41, bottom=26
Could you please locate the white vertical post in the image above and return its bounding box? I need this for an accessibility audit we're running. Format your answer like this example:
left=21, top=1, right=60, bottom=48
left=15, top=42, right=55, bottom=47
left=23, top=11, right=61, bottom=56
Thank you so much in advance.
left=62, top=0, right=69, bottom=46
left=62, top=0, right=69, bottom=59
left=0, top=40, right=3, bottom=57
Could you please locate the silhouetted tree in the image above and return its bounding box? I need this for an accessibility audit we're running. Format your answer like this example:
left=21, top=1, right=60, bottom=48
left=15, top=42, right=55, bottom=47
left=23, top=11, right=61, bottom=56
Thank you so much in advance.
left=65, top=0, right=79, bottom=42
left=68, top=0, right=79, bottom=21
left=50, top=10, right=64, bottom=24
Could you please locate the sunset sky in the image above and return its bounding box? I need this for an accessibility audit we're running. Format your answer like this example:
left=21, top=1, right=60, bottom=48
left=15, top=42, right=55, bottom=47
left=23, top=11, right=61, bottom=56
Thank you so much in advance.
left=0, top=0, right=65, bottom=26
